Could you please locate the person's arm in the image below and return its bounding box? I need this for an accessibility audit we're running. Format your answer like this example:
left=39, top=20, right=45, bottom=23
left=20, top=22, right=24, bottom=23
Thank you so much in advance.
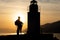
left=15, top=20, right=18, bottom=25
left=21, top=22, right=23, bottom=25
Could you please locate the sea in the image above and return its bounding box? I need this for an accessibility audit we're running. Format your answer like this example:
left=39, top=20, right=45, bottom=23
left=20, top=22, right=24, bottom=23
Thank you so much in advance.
left=0, top=33, right=25, bottom=36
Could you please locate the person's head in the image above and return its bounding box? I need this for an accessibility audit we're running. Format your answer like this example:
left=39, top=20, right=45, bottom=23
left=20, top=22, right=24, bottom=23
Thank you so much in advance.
left=18, top=16, right=20, bottom=21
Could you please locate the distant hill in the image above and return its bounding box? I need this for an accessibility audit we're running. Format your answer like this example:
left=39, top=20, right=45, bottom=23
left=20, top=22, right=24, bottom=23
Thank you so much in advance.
left=40, top=21, right=60, bottom=33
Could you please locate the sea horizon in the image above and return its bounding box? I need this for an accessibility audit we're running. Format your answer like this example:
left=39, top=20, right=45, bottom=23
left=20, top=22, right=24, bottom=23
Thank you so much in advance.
left=0, top=33, right=25, bottom=36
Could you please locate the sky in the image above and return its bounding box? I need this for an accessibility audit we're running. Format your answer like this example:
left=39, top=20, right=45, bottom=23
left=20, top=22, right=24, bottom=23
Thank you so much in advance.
left=0, top=0, right=60, bottom=34
left=40, top=0, right=60, bottom=25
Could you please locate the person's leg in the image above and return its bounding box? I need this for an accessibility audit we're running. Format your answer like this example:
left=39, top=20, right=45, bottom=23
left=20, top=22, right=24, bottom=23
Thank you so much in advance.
left=20, top=27, right=22, bottom=33
left=17, top=27, right=19, bottom=36
left=17, top=28, right=19, bottom=40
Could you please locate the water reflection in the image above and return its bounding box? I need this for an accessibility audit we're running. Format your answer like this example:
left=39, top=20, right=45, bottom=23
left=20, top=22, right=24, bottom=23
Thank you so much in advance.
left=0, top=33, right=26, bottom=36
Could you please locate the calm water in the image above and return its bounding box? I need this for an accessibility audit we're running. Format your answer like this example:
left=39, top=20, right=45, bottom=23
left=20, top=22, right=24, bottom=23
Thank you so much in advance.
left=0, top=33, right=25, bottom=36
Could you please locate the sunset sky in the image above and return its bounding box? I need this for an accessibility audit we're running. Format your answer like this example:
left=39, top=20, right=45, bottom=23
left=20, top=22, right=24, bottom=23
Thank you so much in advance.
left=0, top=0, right=60, bottom=34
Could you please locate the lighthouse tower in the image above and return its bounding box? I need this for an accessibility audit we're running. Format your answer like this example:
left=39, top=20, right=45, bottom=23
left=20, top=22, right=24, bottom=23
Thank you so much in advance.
left=27, top=0, right=40, bottom=36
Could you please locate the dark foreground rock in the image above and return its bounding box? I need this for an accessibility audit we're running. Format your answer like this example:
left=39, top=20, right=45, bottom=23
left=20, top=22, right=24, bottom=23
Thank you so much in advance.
left=0, top=34, right=59, bottom=40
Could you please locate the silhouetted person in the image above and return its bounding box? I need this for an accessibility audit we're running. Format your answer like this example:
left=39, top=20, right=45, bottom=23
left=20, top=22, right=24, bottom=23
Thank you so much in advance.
left=15, top=16, right=23, bottom=36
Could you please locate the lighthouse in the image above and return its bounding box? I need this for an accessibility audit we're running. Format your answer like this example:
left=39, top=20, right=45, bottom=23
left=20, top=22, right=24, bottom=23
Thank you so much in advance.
left=27, top=0, right=40, bottom=36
